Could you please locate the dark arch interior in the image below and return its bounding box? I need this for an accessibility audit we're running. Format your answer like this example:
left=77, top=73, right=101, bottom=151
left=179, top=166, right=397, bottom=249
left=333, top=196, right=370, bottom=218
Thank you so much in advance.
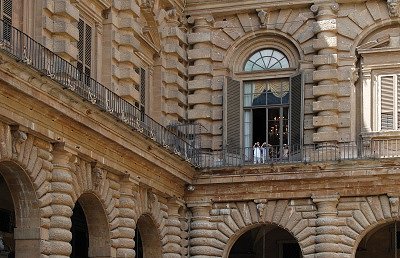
left=70, top=202, right=89, bottom=258
left=0, top=173, right=15, bottom=257
left=229, top=224, right=301, bottom=258
left=356, top=221, right=400, bottom=258
left=135, top=215, right=162, bottom=258
left=135, top=226, right=143, bottom=258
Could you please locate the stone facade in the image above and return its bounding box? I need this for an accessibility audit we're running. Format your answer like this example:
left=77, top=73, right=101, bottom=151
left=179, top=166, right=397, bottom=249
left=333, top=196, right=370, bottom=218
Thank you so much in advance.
left=1, top=0, right=400, bottom=258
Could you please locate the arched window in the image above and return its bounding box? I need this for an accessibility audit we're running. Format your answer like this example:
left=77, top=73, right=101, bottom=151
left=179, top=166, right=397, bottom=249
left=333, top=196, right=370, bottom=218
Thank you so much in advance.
left=244, top=49, right=290, bottom=71
left=225, top=47, right=302, bottom=164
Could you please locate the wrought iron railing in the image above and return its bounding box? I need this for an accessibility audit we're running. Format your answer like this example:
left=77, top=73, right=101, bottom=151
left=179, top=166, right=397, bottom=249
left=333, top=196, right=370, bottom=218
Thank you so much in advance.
left=2, top=20, right=400, bottom=170
left=198, top=138, right=400, bottom=168
left=0, top=19, right=199, bottom=164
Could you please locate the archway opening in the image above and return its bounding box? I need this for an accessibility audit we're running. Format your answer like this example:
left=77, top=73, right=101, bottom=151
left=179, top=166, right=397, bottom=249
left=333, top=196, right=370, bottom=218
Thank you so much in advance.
left=0, top=172, right=15, bottom=257
left=0, top=161, right=41, bottom=258
left=356, top=221, right=400, bottom=258
left=134, top=214, right=162, bottom=258
left=228, top=224, right=301, bottom=258
left=70, top=193, right=111, bottom=258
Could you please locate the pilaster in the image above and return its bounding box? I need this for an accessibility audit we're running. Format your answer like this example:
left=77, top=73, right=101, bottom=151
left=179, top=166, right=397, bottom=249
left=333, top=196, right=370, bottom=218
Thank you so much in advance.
left=312, top=194, right=349, bottom=258
left=312, top=1, right=340, bottom=143
left=188, top=201, right=219, bottom=257
left=115, top=174, right=138, bottom=258
left=163, top=198, right=185, bottom=258
left=159, top=8, right=188, bottom=124
left=111, top=0, right=142, bottom=103
left=49, top=143, right=75, bottom=258
left=51, top=0, right=79, bottom=62
left=187, top=15, right=218, bottom=149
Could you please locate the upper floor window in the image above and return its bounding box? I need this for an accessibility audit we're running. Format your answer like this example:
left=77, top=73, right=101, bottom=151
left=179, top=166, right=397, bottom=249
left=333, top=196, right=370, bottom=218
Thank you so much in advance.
left=244, top=49, right=289, bottom=71
left=225, top=47, right=302, bottom=162
left=378, top=74, right=400, bottom=131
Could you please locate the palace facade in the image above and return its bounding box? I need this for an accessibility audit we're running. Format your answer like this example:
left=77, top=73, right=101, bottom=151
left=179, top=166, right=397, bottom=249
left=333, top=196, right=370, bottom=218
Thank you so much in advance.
left=1, top=0, right=400, bottom=257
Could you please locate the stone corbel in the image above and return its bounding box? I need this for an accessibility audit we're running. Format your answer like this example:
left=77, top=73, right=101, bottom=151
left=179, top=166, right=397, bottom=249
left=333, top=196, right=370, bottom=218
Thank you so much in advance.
left=10, top=126, right=27, bottom=157
left=389, top=195, right=399, bottom=216
left=387, top=0, right=400, bottom=17
left=254, top=199, right=268, bottom=219
left=256, top=9, right=268, bottom=27
left=91, top=162, right=105, bottom=189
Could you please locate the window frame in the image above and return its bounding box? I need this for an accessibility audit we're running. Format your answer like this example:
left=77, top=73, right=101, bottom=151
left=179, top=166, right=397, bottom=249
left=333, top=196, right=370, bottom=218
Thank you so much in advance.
left=376, top=73, right=400, bottom=131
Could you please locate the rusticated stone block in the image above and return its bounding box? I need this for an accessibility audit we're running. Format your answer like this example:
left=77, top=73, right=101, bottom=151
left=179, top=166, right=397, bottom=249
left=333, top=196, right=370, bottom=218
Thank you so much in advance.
left=337, top=17, right=362, bottom=40
left=313, top=131, right=339, bottom=142
left=313, top=99, right=339, bottom=111
left=113, top=0, right=140, bottom=17
left=188, top=49, right=211, bottom=60
left=187, top=32, right=211, bottom=44
left=313, top=115, right=339, bottom=127
left=313, top=36, right=338, bottom=50
left=313, top=84, right=339, bottom=97
left=313, top=54, right=338, bottom=66
left=53, top=0, right=79, bottom=21
left=188, top=65, right=213, bottom=76
left=313, top=69, right=338, bottom=81
left=313, top=19, right=337, bottom=33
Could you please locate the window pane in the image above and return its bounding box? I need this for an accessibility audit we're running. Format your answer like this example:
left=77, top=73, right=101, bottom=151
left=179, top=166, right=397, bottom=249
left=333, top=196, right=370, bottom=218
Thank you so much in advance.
left=244, top=48, right=289, bottom=71
left=244, top=83, right=252, bottom=94
left=253, top=93, right=266, bottom=106
left=244, top=94, right=252, bottom=107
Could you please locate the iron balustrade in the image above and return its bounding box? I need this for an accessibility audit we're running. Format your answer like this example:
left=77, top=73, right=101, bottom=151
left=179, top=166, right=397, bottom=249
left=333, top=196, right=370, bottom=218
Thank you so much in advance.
left=198, top=138, right=400, bottom=168
left=2, top=20, right=400, bottom=169
left=0, top=19, right=199, bottom=165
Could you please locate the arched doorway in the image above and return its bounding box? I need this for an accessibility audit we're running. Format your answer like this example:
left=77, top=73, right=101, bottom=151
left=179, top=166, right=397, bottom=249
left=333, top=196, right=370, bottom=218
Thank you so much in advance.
left=356, top=221, right=400, bottom=258
left=0, top=161, right=41, bottom=258
left=0, top=172, right=15, bottom=257
left=134, top=214, right=162, bottom=258
left=70, top=193, right=111, bottom=258
left=228, top=224, right=302, bottom=258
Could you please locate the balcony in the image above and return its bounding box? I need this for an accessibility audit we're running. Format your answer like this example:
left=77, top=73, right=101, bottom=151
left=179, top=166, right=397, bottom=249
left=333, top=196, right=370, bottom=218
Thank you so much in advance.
left=198, top=138, right=400, bottom=169
left=0, top=19, right=200, bottom=165
left=1, top=20, right=400, bottom=170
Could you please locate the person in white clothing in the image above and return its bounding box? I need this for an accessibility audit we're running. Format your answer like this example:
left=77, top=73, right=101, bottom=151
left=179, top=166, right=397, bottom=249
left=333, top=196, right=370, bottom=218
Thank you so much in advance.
left=253, top=142, right=261, bottom=164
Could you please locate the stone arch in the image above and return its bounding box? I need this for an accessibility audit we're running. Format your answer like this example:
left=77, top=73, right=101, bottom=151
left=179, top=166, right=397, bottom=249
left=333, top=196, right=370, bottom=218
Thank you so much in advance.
left=342, top=0, right=400, bottom=55
left=223, top=31, right=304, bottom=74
left=210, top=200, right=315, bottom=258
left=337, top=195, right=400, bottom=257
left=135, top=213, right=163, bottom=258
left=0, top=160, right=42, bottom=257
left=133, top=190, right=168, bottom=258
left=72, top=192, right=113, bottom=257
left=0, top=123, right=54, bottom=257
left=69, top=159, right=119, bottom=256
left=224, top=222, right=302, bottom=258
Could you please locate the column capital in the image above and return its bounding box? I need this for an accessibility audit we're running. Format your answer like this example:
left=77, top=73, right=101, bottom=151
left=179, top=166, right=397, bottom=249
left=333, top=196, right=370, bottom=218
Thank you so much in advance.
left=312, top=194, right=339, bottom=217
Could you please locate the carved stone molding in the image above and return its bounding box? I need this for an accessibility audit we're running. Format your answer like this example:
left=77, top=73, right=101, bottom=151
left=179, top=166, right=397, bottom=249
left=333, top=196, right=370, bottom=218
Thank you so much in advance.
left=11, top=129, right=27, bottom=156
left=388, top=0, right=400, bottom=17
left=256, top=9, right=268, bottom=27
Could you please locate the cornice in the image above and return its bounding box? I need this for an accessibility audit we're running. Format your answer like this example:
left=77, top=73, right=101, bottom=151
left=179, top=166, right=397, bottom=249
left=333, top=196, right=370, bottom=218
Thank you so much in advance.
left=184, top=0, right=370, bottom=16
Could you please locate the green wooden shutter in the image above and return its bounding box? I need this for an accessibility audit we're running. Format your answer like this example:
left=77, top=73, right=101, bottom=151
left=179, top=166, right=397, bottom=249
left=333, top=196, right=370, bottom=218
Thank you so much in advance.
left=77, top=19, right=92, bottom=83
left=225, top=77, right=241, bottom=150
left=2, top=0, right=12, bottom=42
left=289, top=73, right=303, bottom=149
left=380, top=75, right=394, bottom=130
